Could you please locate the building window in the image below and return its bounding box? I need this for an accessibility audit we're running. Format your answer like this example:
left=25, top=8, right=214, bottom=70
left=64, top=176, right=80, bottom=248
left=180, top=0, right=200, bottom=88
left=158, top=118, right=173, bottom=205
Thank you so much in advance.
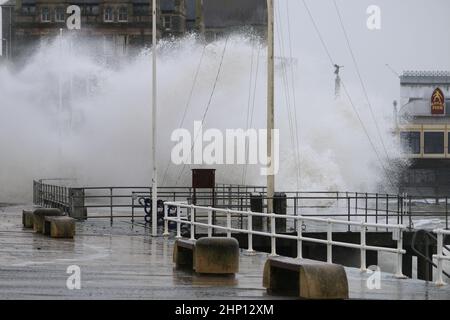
left=163, top=16, right=172, bottom=30
left=400, top=131, right=421, bottom=154
left=118, top=7, right=128, bottom=22
left=133, top=4, right=148, bottom=16
left=23, top=6, right=36, bottom=15
left=104, top=7, right=113, bottom=22
left=55, top=7, right=65, bottom=22
left=424, top=132, right=444, bottom=154
left=91, top=6, right=99, bottom=15
left=41, top=7, right=51, bottom=22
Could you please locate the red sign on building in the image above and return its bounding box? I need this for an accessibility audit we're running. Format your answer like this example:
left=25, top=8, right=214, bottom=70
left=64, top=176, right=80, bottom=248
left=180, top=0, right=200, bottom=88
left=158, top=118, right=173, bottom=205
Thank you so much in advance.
left=431, top=88, right=445, bottom=115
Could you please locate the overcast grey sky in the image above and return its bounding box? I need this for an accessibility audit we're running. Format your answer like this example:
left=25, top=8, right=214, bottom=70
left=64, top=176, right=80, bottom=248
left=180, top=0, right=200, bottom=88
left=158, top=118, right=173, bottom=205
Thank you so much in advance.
left=280, top=0, right=450, bottom=104
left=1, top=0, right=449, bottom=103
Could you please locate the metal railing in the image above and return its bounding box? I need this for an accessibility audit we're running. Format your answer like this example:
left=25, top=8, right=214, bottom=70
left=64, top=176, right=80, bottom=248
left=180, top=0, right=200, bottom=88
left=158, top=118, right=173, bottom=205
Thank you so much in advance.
left=33, top=180, right=449, bottom=231
left=163, top=201, right=407, bottom=278
left=33, top=180, right=71, bottom=211
left=434, top=229, right=450, bottom=286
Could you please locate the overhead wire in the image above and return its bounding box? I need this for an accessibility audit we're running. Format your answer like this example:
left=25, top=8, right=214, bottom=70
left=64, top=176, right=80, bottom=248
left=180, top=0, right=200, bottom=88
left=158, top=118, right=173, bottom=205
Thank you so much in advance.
left=175, top=37, right=229, bottom=186
left=162, top=43, right=207, bottom=186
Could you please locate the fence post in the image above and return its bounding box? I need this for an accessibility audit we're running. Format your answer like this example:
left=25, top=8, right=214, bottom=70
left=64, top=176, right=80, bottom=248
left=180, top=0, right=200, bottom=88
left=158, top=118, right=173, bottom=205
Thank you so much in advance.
left=176, top=205, right=181, bottom=238
left=226, top=209, right=231, bottom=238
left=207, top=207, right=212, bottom=237
left=297, top=218, right=303, bottom=259
left=395, top=227, right=406, bottom=279
left=190, top=205, right=195, bottom=241
left=131, top=194, right=135, bottom=223
left=386, top=194, right=389, bottom=230
left=360, top=222, right=367, bottom=272
left=163, top=203, right=169, bottom=236
left=435, top=231, right=445, bottom=286
left=347, top=196, right=351, bottom=232
left=247, top=212, right=254, bottom=254
left=270, top=214, right=277, bottom=256
left=365, top=193, right=368, bottom=223
left=375, top=193, right=379, bottom=231
left=446, top=197, right=448, bottom=230
left=409, top=195, right=413, bottom=230
left=109, top=188, right=113, bottom=224
left=327, top=219, right=332, bottom=263
left=294, top=197, right=298, bottom=231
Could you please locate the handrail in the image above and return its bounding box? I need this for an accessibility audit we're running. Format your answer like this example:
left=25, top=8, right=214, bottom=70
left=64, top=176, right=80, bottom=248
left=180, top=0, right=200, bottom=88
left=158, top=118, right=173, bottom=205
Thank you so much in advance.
left=33, top=180, right=448, bottom=230
left=163, top=201, right=407, bottom=278
left=433, top=229, right=450, bottom=286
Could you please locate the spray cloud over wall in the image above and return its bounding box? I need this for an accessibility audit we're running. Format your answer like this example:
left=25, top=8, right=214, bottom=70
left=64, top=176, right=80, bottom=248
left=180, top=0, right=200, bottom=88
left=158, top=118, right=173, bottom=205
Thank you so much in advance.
left=0, top=32, right=402, bottom=203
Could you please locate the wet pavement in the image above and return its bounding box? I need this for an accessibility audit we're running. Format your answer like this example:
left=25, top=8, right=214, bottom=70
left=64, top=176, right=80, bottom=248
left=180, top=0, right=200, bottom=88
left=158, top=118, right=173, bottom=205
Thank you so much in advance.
left=0, top=205, right=449, bottom=300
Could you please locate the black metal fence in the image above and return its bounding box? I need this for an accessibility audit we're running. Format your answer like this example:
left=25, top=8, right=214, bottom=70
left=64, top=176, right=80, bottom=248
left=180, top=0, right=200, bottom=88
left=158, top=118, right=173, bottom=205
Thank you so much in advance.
left=32, top=181, right=449, bottom=230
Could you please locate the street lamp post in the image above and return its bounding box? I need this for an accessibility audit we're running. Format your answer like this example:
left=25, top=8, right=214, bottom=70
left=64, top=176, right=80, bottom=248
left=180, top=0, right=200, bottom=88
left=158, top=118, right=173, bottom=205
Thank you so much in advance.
left=151, top=0, right=158, bottom=237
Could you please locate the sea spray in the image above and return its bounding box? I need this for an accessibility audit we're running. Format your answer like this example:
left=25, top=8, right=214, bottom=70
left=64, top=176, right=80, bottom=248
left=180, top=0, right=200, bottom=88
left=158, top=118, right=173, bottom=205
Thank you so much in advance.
left=0, top=33, right=401, bottom=202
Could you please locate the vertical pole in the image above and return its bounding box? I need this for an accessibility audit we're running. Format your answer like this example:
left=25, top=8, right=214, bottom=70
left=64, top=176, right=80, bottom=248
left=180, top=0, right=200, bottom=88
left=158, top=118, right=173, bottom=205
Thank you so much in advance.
left=294, top=197, right=297, bottom=231
left=297, top=219, right=303, bottom=259
left=270, top=214, right=276, bottom=256
left=386, top=194, right=389, bottom=231
left=435, top=231, right=445, bottom=286
left=110, top=188, right=113, bottom=224
left=409, top=195, right=412, bottom=230
left=190, top=206, right=195, bottom=240
left=347, top=196, right=351, bottom=232
left=131, top=194, right=135, bottom=223
left=226, top=209, right=231, bottom=238
left=375, top=193, right=378, bottom=232
left=176, top=205, right=181, bottom=238
left=395, top=228, right=405, bottom=278
left=360, top=222, right=366, bottom=271
left=207, top=207, right=212, bottom=237
left=247, top=212, right=254, bottom=254
left=446, top=197, right=448, bottom=230
left=327, top=220, right=332, bottom=263
left=163, top=203, right=169, bottom=236
left=58, top=28, right=63, bottom=167
left=151, top=0, right=158, bottom=237
left=365, top=192, right=368, bottom=223
left=266, top=0, right=275, bottom=215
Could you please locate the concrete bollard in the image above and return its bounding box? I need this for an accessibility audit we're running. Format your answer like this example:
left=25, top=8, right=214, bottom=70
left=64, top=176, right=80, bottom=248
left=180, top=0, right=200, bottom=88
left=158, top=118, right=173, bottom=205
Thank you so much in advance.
left=194, top=237, right=239, bottom=274
left=43, top=216, right=76, bottom=238
left=173, top=239, right=196, bottom=269
left=33, top=208, right=64, bottom=233
left=22, top=210, right=34, bottom=228
left=263, top=257, right=349, bottom=299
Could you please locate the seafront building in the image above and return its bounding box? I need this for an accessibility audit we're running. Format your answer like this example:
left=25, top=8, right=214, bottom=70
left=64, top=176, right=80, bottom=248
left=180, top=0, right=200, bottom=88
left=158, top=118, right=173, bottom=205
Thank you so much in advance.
left=0, top=0, right=267, bottom=61
left=397, top=71, right=450, bottom=196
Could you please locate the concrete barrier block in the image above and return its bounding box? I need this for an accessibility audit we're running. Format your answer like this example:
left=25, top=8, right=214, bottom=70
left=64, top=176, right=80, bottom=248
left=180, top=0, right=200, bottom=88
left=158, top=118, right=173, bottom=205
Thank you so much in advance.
left=22, top=210, right=34, bottom=228
left=33, top=208, right=64, bottom=233
left=44, top=216, right=76, bottom=238
left=173, top=239, right=196, bottom=269
left=263, top=257, right=349, bottom=300
left=194, top=237, right=239, bottom=274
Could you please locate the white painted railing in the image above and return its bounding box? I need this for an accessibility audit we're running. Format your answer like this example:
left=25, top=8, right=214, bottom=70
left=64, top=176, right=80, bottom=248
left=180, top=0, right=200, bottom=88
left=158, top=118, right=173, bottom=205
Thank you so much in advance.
left=163, top=202, right=407, bottom=278
left=433, top=229, right=450, bottom=286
